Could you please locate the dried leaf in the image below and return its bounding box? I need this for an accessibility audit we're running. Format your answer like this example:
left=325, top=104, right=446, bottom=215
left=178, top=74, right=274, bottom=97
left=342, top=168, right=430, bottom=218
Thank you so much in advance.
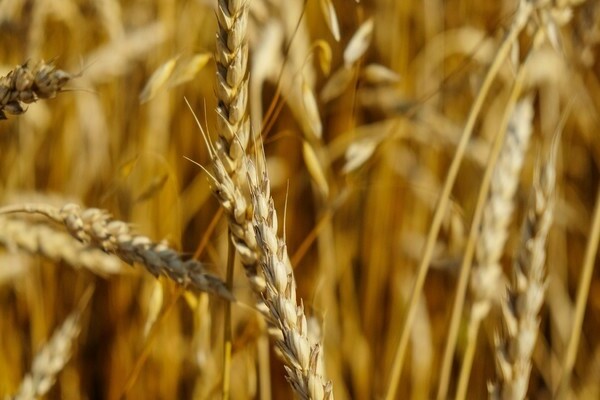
left=344, top=18, right=374, bottom=67
left=313, top=40, right=332, bottom=75
left=343, top=138, right=379, bottom=173
left=319, top=0, right=341, bottom=41
left=361, top=64, right=400, bottom=84
left=302, top=81, right=322, bottom=140
left=118, top=156, right=139, bottom=179
left=320, top=66, right=354, bottom=102
left=135, top=173, right=169, bottom=203
left=302, top=141, right=329, bottom=197
left=139, top=56, right=178, bottom=103
left=168, top=53, right=212, bottom=88
left=143, top=280, right=164, bottom=338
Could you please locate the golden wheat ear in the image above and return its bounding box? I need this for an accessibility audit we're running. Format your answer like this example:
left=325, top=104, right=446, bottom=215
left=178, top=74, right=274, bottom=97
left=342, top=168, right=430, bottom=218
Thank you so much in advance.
left=11, top=286, right=94, bottom=400
left=0, top=60, right=72, bottom=119
left=0, top=215, right=123, bottom=276
left=0, top=203, right=234, bottom=300
left=201, top=0, right=334, bottom=397
left=490, top=136, right=559, bottom=400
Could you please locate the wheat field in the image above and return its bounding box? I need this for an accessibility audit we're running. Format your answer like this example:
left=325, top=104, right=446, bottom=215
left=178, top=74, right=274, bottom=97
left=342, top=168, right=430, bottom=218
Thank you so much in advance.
left=1, top=0, right=600, bottom=399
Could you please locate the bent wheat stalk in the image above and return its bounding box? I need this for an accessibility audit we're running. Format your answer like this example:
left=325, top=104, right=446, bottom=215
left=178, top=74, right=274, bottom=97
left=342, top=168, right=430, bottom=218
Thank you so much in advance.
left=0, top=203, right=233, bottom=300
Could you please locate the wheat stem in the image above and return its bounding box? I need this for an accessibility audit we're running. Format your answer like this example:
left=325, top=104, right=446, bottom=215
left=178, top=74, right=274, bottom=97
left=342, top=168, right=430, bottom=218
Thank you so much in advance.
left=454, top=31, right=541, bottom=398
left=386, top=2, right=534, bottom=399
left=558, top=186, right=600, bottom=396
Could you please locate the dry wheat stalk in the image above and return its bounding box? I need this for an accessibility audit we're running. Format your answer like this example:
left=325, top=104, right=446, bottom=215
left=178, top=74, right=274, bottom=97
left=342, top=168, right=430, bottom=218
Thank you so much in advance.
left=0, top=216, right=123, bottom=276
left=0, top=203, right=233, bottom=300
left=0, top=60, right=71, bottom=120
left=11, top=287, right=93, bottom=400
left=470, top=97, right=534, bottom=321
left=489, top=142, right=557, bottom=400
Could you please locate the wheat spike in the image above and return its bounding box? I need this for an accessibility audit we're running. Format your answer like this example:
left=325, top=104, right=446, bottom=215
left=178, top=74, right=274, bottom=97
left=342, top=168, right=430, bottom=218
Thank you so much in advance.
left=489, top=141, right=558, bottom=400
left=204, top=0, right=333, bottom=396
left=12, top=288, right=93, bottom=400
left=215, top=0, right=251, bottom=178
left=470, top=97, right=534, bottom=321
left=0, top=60, right=71, bottom=120
left=0, top=203, right=233, bottom=300
left=0, top=216, right=123, bottom=276
left=246, top=152, right=333, bottom=399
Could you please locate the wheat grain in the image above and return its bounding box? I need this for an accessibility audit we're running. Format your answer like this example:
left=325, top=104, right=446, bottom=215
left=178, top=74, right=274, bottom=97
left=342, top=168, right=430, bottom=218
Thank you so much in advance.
left=0, top=203, right=233, bottom=300
left=489, top=140, right=558, bottom=400
left=0, top=216, right=123, bottom=276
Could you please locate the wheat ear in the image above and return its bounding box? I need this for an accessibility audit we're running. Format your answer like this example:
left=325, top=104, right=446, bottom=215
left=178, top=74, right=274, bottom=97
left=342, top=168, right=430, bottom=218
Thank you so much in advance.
left=215, top=0, right=251, bottom=179
left=470, top=97, right=535, bottom=321
left=455, top=96, right=535, bottom=399
left=0, top=216, right=123, bottom=276
left=0, top=203, right=233, bottom=300
left=12, top=287, right=93, bottom=400
left=245, top=153, right=333, bottom=399
left=489, top=139, right=558, bottom=400
left=205, top=0, right=332, bottom=396
left=0, top=60, right=71, bottom=120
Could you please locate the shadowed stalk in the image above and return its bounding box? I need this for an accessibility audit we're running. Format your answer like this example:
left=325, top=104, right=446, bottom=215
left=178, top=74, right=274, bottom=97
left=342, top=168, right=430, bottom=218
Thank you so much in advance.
left=222, top=229, right=235, bottom=400
left=558, top=186, right=600, bottom=397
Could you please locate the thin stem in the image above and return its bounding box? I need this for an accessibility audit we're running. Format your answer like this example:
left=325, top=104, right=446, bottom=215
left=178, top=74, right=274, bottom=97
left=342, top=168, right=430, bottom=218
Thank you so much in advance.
left=558, top=186, right=600, bottom=396
left=222, top=228, right=236, bottom=400
left=435, top=8, right=534, bottom=398
left=454, top=29, right=541, bottom=399
left=385, top=4, right=533, bottom=399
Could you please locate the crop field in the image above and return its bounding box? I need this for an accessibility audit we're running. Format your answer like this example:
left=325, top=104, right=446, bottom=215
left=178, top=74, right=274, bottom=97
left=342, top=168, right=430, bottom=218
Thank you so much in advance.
left=1, top=0, right=599, bottom=399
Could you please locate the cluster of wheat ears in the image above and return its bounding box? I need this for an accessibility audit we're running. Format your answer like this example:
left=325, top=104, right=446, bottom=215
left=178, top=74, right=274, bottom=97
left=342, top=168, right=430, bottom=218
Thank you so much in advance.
left=1, top=0, right=600, bottom=398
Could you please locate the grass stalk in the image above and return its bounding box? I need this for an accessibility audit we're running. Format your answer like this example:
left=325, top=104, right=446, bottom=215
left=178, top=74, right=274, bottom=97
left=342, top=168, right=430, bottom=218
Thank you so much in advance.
left=385, top=3, right=534, bottom=399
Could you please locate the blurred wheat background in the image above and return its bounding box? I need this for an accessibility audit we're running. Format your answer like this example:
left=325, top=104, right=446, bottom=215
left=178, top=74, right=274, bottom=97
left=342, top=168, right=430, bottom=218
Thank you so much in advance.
left=1, top=0, right=600, bottom=399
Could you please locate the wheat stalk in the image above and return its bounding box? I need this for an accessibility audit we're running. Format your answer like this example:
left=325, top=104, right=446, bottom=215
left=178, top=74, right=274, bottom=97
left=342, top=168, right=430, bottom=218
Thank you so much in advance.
left=489, top=139, right=558, bottom=400
left=11, top=287, right=93, bottom=400
left=0, top=216, right=123, bottom=276
left=0, top=60, right=71, bottom=120
left=0, top=203, right=233, bottom=300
